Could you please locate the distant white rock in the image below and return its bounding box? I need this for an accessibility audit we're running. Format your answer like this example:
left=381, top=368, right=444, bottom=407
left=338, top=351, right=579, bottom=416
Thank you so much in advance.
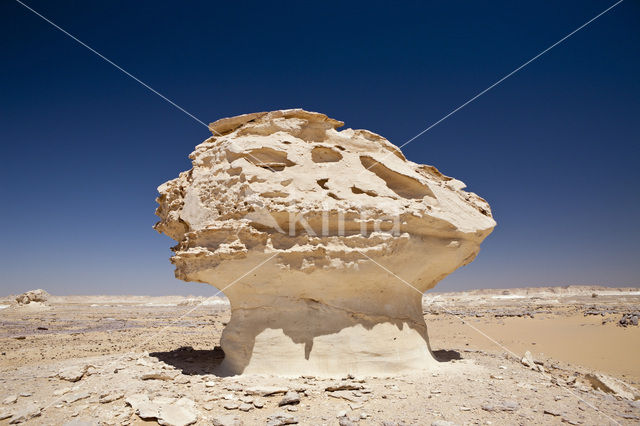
left=15, top=289, right=49, bottom=305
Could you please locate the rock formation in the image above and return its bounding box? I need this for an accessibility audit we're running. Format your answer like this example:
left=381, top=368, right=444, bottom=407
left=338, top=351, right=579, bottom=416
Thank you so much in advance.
left=15, top=289, right=49, bottom=306
left=154, top=109, right=495, bottom=376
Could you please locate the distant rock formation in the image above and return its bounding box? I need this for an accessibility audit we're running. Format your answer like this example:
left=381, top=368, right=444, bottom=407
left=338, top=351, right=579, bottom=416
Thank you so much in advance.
left=154, top=109, right=495, bottom=376
left=15, top=289, right=49, bottom=305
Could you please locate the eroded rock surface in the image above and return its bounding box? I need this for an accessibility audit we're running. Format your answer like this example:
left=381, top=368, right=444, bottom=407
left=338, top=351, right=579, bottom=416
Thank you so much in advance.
left=154, top=109, right=495, bottom=376
left=15, top=289, right=49, bottom=306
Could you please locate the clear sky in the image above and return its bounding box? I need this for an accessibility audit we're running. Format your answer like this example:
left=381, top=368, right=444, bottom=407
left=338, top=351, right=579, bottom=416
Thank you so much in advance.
left=1, top=1, right=638, bottom=296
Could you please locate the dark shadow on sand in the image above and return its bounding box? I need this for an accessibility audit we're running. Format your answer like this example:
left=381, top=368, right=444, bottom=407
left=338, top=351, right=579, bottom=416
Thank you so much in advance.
left=150, top=346, right=462, bottom=376
left=149, top=346, right=227, bottom=376
left=433, top=349, right=462, bottom=362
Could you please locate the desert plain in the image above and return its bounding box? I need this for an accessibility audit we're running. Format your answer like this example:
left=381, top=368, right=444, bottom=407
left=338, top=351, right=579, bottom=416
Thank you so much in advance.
left=0, top=285, right=638, bottom=425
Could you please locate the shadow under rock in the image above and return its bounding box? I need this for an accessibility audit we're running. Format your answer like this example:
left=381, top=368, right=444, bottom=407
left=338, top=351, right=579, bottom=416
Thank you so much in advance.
left=433, top=349, right=462, bottom=362
left=149, top=345, right=227, bottom=376
left=150, top=346, right=462, bottom=377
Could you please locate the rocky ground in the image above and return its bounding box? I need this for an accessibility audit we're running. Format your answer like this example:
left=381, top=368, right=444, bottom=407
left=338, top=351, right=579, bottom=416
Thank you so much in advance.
left=0, top=286, right=638, bottom=425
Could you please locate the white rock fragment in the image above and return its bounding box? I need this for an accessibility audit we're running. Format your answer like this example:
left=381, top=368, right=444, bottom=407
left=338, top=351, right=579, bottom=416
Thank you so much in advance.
left=211, top=414, right=244, bottom=426
left=99, top=391, right=124, bottom=404
left=58, top=365, right=90, bottom=382
left=585, top=373, right=640, bottom=400
left=278, top=391, right=300, bottom=406
left=140, top=372, right=177, bottom=381
left=245, top=386, right=288, bottom=397
left=266, top=411, right=298, bottom=426
left=63, top=392, right=91, bottom=404
left=157, top=403, right=197, bottom=426
left=2, top=395, right=18, bottom=405
left=8, top=403, right=41, bottom=424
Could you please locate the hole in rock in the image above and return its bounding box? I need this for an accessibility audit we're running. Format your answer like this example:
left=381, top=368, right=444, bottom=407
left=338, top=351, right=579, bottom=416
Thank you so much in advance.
left=311, top=146, right=343, bottom=163
left=226, top=147, right=295, bottom=171
left=260, top=191, right=289, bottom=198
left=316, top=178, right=329, bottom=189
left=359, top=156, right=435, bottom=199
left=351, top=186, right=378, bottom=197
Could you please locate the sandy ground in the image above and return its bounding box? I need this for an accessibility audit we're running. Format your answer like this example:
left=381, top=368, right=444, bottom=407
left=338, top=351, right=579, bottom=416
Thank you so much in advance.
left=0, top=286, right=638, bottom=425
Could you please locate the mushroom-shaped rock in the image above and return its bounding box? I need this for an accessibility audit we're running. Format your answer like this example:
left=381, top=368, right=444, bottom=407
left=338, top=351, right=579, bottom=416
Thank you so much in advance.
left=154, top=109, right=495, bottom=376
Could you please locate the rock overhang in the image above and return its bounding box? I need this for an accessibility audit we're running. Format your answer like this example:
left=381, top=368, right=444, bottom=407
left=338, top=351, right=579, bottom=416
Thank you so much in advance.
left=154, top=108, right=495, bottom=375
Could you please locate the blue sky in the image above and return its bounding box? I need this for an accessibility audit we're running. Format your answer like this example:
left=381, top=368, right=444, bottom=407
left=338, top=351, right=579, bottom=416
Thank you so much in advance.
left=1, top=1, right=638, bottom=295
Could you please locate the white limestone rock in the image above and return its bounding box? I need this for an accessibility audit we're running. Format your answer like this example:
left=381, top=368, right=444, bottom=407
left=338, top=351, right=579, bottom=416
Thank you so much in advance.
left=14, top=289, right=49, bottom=305
left=154, top=109, right=495, bottom=376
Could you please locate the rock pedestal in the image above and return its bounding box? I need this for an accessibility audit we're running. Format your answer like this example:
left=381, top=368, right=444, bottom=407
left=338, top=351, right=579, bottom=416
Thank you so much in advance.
left=154, top=109, right=495, bottom=376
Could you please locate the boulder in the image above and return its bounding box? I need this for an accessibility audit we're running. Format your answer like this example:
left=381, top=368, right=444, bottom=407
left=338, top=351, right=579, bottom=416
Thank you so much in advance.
left=14, top=289, right=49, bottom=305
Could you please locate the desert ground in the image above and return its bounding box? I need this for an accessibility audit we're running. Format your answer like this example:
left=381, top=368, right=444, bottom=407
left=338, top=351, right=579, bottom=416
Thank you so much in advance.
left=0, top=286, right=638, bottom=425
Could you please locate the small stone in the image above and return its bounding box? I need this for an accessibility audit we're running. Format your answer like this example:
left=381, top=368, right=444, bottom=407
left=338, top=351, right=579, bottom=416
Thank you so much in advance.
left=99, top=391, right=124, bottom=404
left=278, top=391, right=300, bottom=406
left=481, top=401, right=518, bottom=412
left=338, top=416, right=356, bottom=426
left=9, top=404, right=41, bottom=424
left=432, top=421, right=456, bottom=426
left=501, top=401, right=519, bottom=411
left=325, top=384, right=363, bottom=392
left=223, top=383, right=244, bottom=392
left=205, top=381, right=216, bottom=388
left=18, top=393, right=31, bottom=398
left=211, top=415, right=243, bottom=426
left=157, top=403, right=197, bottom=426
left=58, top=366, right=87, bottom=382
left=238, top=403, right=253, bottom=412
left=53, top=387, right=72, bottom=396
left=2, top=395, right=18, bottom=405
left=174, top=376, right=190, bottom=385
left=521, top=351, right=536, bottom=369
left=223, top=402, right=239, bottom=410
left=328, top=391, right=360, bottom=403
left=136, top=402, right=160, bottom=419
left=140, top=372, right=176, bottom=381
left=64, top=392, right=91, bottom=404
left=245, top=386, right=288, bottom=397
left=544, top=408, right=562, bottom=417
left=481, top=404, right=497, bottom=412
left=266, top=412, right=298, bottom=426
left=253, top=399, right=265, bottom=408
